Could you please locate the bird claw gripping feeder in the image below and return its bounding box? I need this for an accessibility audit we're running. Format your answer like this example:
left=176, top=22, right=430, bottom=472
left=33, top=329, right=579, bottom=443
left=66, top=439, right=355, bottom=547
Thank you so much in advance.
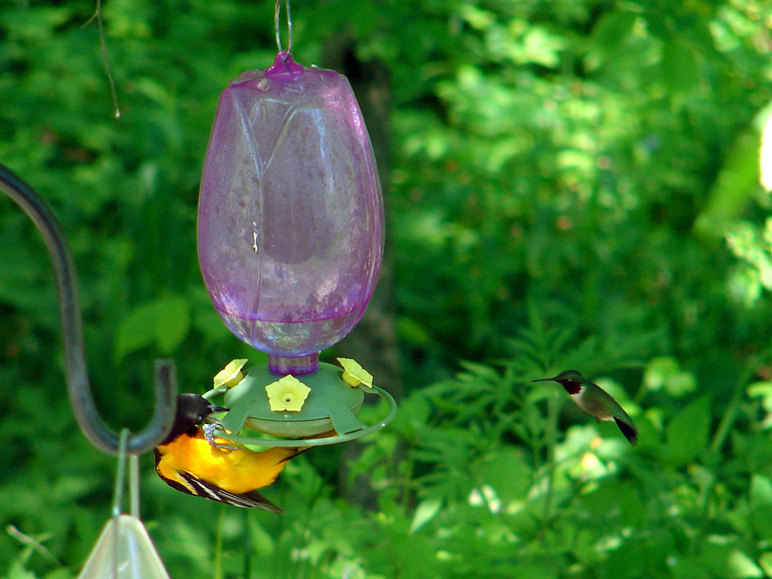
left=197, top=2, right=395, bottom=447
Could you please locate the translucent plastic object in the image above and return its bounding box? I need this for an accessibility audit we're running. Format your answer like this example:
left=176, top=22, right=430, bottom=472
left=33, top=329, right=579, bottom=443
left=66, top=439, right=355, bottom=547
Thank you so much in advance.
left=198, top=52, right=384, bottom=361
left=78, top=515, right=170, bottom=579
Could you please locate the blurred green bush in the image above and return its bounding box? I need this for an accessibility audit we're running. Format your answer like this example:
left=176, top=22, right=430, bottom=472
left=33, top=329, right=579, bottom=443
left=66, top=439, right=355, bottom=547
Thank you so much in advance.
left=2, top=0, right=772, bottom=577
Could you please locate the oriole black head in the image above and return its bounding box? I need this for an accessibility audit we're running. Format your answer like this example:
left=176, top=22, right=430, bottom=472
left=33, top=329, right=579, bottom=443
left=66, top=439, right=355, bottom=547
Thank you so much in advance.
left=161, top=393, right=225, bottom=445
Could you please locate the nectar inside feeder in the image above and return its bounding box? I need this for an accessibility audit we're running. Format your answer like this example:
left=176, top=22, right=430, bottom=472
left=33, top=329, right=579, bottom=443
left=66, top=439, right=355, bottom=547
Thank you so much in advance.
left=198, top=51, right=395, bottom=444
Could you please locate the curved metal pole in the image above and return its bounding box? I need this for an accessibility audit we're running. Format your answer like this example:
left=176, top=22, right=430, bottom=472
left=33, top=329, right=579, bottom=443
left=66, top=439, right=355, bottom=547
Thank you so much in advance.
left=0, top=162, right=177, bottom=455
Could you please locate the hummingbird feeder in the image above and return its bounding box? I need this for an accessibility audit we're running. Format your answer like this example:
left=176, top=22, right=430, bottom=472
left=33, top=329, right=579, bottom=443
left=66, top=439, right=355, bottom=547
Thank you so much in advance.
left=197, top=1, right=395, bottom=446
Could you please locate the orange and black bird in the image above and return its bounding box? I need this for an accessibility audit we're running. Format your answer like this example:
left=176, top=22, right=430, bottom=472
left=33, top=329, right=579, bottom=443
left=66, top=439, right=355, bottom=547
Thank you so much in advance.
left=154, top=393, right=308, bottom=513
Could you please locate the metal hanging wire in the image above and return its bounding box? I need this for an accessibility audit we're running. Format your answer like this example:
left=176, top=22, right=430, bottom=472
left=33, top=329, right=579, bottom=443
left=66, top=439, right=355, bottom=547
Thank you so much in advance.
left=274, top=0, right=293, bottom=57
left=0, top=162, right=177, bottom=456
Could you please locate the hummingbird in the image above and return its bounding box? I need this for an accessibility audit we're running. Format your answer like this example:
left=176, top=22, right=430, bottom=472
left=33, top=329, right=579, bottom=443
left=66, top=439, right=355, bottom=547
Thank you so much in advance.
left=532, top=370, right=638, bottom=446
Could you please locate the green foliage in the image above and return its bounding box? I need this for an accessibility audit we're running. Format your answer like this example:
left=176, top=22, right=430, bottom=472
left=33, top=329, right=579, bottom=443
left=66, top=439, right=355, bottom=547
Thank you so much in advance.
left=726, top=217, right=772, bottom=306
left=2, top=0, right=772, bottom=577
left=115, top=294, right=192, bottom=361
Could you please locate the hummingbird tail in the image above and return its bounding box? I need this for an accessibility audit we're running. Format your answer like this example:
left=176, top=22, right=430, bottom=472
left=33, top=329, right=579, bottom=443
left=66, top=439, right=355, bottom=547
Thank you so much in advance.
left=614, top=418, right=638, bottom=446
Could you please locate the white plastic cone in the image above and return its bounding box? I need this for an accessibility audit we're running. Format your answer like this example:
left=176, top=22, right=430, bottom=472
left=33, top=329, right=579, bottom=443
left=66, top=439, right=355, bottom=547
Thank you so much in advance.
left=77, top=514, right=170, bottom=579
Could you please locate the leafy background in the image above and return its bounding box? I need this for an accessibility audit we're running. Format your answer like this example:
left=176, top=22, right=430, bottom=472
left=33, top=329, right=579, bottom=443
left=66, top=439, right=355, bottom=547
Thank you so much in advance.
left=2, top=0, right=772, bottom=577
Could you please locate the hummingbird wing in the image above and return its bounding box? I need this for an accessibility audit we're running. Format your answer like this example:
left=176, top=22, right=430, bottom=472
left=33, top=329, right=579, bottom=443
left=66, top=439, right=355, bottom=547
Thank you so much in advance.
left=614, top=417, right=638, bottom=446
left=579, top=383, right=638, bottom=446
left=596, top=387, right=638, bottom=446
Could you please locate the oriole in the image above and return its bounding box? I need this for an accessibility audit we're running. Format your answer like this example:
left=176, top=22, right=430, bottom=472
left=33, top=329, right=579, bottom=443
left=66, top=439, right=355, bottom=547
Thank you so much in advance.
left=154, top=393, right=307, bottom=513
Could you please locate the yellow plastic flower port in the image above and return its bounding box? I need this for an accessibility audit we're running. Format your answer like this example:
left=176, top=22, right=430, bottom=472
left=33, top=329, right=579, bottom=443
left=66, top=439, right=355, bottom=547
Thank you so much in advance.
left=337, top=358, right=373, bottom=388
left=265, top=375, right=311, bottom=412
left=213, top=359, right=248, bottom=388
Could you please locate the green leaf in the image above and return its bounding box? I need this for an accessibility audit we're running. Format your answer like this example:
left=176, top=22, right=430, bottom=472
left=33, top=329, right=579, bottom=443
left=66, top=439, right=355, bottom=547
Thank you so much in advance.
left=694, top=127, right=761, bottom=239
left=247, top=514, right=275, bottom=556
left=666, top=395, right=711, bottom=465
left=7, top=560, right=37, bottom=579
left=114, top=295, right=191, bottom=361
left=644, top=357, right=695, bottom=396
left=748, top=381, right=772, bottom=411
left=587, top=11, right=638, bottom=69
left=750, top=475, right=772, bottom=542
left=114, top=301, right=164, bottom=361
left=759, top=552, right=772, bottom=577
left=666, top=372, right=697, bottom=397
left=581, top=481, right=646, bottom=526
left=643, top=357, right=676, bottom=390
left=661, top=40, right=699, bottom=99
left=156, top=295, right=191, bottom=353
left=396, top=393, right=431, bottom=433
left=410, top=498, right=443, bottom=534
left=592, top=11, right=637, bottom=51
left=396, top=316, right=433, bottom=346
left=698, top=541, right=763, bottom=578
left=474, top=449, right=532, bottom=503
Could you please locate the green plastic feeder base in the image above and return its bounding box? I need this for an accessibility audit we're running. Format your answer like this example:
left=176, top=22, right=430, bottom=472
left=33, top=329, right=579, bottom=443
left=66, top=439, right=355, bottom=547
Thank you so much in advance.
left=203, top=362, right=397, bottom=447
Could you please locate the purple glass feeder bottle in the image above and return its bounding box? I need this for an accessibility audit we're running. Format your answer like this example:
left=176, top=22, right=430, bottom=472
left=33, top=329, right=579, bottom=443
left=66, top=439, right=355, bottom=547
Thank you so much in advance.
left=198, top=52, right=384, bottom=376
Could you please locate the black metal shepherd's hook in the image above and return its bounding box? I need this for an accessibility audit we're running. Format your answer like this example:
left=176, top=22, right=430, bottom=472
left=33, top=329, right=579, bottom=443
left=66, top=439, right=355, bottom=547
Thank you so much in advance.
left=0, top=162, right=177, bottom=455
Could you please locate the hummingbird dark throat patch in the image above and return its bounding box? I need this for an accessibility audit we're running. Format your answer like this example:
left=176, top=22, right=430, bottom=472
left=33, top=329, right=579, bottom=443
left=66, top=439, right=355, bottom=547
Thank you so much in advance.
left=560, top=381, right=582, bottom=395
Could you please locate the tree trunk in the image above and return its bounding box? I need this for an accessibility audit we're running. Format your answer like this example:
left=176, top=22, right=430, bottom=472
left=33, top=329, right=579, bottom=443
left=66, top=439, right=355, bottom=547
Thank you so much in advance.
left=324, top=36, right=402, bottom=509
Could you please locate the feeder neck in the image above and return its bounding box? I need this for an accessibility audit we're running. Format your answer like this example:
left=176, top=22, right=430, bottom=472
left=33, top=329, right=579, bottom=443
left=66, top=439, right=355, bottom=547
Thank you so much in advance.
left=265, top=51, right=303, bottom=78
left=268, top=352, right=319, bottom=376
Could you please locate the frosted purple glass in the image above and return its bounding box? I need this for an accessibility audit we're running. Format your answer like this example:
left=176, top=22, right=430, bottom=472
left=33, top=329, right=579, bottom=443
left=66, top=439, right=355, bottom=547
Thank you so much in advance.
left=198, top=52, right=384, bottom=358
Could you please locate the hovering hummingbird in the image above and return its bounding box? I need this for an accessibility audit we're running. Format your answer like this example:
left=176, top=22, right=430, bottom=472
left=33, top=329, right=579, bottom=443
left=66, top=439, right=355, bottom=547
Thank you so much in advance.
left=532, top=370, right=638, bottom=446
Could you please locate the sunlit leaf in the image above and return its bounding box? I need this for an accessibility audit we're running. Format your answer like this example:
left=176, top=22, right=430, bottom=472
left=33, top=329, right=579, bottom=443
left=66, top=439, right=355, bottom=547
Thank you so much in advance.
left=750, top=475, right=772, bottom=542
left=697, top=540, right=763, bottom=578
left=410, top=498, right=443, bottom=534
left=695, top=129, right=761, bottom=239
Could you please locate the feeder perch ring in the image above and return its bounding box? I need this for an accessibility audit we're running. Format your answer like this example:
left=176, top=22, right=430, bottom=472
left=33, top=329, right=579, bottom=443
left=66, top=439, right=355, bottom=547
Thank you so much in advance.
left=203, top=385, right=396, bottom=448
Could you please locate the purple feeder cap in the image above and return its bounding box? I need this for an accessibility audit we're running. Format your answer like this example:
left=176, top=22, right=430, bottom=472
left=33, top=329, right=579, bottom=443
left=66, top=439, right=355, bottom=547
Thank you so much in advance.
left=198, top=52, right=384, bottom=364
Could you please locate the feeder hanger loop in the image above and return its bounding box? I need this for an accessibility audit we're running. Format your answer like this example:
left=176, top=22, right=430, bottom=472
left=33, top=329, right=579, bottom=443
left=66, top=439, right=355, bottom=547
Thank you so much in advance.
left=0, top=163, right=177, bottom=456
left=275, top=0, right=293, bottom=57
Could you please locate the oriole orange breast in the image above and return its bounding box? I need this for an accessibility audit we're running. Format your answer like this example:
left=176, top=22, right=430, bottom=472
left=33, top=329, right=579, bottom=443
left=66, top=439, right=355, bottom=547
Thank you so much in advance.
left=154, top=393, right=306, bottom=513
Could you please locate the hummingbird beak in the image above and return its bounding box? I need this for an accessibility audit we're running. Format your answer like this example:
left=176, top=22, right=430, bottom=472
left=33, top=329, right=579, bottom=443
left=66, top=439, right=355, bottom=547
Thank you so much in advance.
left=531, top=377, right=557, bottom=382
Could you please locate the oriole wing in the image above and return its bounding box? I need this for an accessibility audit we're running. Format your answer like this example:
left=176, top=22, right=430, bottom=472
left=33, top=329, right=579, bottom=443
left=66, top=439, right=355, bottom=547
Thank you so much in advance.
left=157, top=467, right=284, bottom=513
